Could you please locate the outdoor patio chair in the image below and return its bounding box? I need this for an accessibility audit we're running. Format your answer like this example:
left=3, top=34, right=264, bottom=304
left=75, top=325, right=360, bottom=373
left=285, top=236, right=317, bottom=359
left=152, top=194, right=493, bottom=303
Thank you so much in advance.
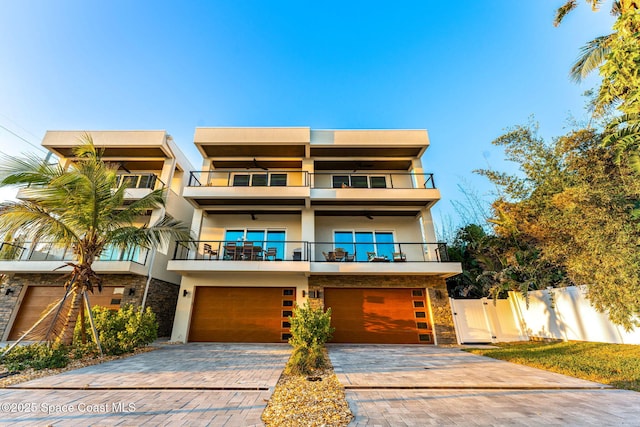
left=334, top=248, right=346, bottom=261
left=242, top=241, right=255, bottom=260
left=224, top=242, right=237, bottom=260
left=265, top=247, right=277, bottom=261
left=203, top=243, right=219, bottom=260
left=344, top=253, right=355, bottom=262
left=322, top=251, right=336, bottom=261
left=392, top=252, right=406, bottom=262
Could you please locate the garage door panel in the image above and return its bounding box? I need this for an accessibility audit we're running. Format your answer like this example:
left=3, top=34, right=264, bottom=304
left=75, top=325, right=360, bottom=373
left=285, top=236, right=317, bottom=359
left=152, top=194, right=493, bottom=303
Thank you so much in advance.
left=325, top=288, right=433, bottom=344
left=188, top=287, right=293, bottom=343
left=8, top=286, right=122, bottom=340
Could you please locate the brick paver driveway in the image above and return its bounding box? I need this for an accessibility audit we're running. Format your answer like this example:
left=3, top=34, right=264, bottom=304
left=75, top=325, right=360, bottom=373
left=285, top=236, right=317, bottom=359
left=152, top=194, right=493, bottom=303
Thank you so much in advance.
left=0, top=343, right=290, bottom=426
left=328, top=344, right=640, bottom=426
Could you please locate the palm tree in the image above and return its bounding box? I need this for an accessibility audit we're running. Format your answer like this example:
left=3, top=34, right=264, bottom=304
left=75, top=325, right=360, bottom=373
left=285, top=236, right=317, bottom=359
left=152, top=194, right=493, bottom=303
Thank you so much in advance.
left=0, top=136, right=193, bottom=347
left=553, top=1, right=625, bottom=83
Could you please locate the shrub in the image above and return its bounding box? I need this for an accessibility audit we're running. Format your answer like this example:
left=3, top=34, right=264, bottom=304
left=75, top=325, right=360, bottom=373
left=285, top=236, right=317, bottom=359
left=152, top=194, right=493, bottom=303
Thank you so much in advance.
left=286, top=303, right=334, bottom=374
left=74, top=304, right=158, bottom=355
left=2, top=343, right=69, bottom=372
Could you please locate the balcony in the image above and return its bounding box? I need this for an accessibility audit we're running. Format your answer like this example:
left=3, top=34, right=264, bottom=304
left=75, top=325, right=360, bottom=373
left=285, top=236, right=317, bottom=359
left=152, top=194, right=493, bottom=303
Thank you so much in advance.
left=309, top=241, right=460, bottom=277
left=183, top=170, right=310, bottom=209
left=167, top=240, right=310, bottom=273
left=115, top=173, right=165, bottom=200
left=167, top=240, right=461, bottom=278
left=310, top=173, right=440, bottom=208
left=0, top=241, right=149, bottom=275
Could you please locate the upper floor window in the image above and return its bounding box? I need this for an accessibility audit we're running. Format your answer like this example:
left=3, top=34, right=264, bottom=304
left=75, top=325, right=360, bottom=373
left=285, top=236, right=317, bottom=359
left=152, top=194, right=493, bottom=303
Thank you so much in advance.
left=232, top=172, right=288, bottom=187
left=332, top=175, right=387, bottom=189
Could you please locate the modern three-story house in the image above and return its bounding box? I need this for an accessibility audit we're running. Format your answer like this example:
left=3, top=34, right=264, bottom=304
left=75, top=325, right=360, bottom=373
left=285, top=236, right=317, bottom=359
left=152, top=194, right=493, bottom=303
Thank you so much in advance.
left=169, top=127, right=461, bottom=344
left=0, top=130, right=194, bottom=339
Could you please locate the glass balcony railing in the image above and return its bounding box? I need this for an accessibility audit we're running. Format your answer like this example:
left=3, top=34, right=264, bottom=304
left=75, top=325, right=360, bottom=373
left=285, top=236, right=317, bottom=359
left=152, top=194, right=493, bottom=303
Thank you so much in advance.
left=173, top=240, right=309, bottom=261
left=172, top=241, right=449, bottom=263
left=0, top=242, right=149, bottom=265
left=188, top=171, right=309, bottom=187
left=186, top=171, right=435, bottom=189
left=115, top=173, right=165, bottom=190
left=310, top=242, right=448, bottom=262
left=310, top=173, right=436, bottom=189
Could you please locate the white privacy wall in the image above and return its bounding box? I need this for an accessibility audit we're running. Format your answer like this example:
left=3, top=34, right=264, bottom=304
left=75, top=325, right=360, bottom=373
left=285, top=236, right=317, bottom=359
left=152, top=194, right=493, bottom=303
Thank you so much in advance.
left=510, top=286, right=640, bottom=345
left=450, top=285, right=640, bottom=345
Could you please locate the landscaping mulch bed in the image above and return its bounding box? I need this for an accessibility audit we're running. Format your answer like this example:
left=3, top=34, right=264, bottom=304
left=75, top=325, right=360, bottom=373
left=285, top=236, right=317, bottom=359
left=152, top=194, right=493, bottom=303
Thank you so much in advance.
left=0, top=346, right=156, bottom=388
left=262, top=353, right=353, bottom=427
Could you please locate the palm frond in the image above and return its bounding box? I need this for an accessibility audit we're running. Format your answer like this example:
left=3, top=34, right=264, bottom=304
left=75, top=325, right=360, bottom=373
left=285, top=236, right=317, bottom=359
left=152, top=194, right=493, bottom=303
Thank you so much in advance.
left=0, top=202, right=79, bottom=245
left=554, top=0, right=578, bottom=27
left=570, top=34, right=613, bottom=82
left=0, top=152, right=63, bottom=187
left=107, top=215, right=193, bottom=250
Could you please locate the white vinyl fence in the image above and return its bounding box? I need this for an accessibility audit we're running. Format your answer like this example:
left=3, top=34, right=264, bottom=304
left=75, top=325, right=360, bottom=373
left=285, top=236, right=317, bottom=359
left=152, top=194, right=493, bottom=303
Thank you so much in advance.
left=450, top=285, right=640, bottom=345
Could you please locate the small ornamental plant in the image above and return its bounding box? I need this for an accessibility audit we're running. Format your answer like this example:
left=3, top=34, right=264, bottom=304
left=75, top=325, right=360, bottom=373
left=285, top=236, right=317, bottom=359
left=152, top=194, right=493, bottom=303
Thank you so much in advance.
left=286, top=302, right=335, bottom=375
left=74, top=304, right=158, bottom=356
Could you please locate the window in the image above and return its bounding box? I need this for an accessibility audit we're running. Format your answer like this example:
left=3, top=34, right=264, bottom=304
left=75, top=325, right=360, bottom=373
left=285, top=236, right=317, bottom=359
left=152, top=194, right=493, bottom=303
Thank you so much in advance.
left=232, top=175, right=250, bottom=186
left=232, top=172, right=288, bottom=187
left=370, top=176, right=387, bottom=188
left=224, top=229, right=286, bottom=260
left=251, top=174, right=268, bottom=186
left=332, top=176, right=350, bottom=188
left=333, top=230, right=396, bottom=261
left=351, top=176, right=368, bottom=188
left=270, top=174, right=287, bottom=186
left=138, top=174, right=156, bottom=189
left=332, top=175, right=387, bottom=188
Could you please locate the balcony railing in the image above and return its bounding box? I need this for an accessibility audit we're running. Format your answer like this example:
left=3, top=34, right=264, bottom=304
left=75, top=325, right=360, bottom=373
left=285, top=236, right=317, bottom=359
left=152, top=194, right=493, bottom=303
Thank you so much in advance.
left=310, top=173, right=436, bottom=189
left=172, top=240, right=449, bottom=263
left=188, top=171, right=309, bottom=187
left=310, top=242, right=449, bottom=262
left=0, top=242, right=149, bottom=265
left=173, top=240, right=309, bottom=261
left=115, top=173, right=165, bottom=190
left=0, top=242, right=27, bottom=260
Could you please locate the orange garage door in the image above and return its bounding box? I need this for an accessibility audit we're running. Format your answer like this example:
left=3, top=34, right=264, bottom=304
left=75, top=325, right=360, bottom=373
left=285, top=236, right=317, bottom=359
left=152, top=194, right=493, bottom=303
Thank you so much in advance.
left=8, top=286, right=123, bottom=340
left=324, top=288, right=434, bottom=344
left=188, top=287, right=295, bottom=342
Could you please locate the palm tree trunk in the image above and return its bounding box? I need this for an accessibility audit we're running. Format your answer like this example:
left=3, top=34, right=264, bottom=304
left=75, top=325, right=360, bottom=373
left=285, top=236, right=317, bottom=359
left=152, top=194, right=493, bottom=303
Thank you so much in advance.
left=58, top=287, right=83, bottom=345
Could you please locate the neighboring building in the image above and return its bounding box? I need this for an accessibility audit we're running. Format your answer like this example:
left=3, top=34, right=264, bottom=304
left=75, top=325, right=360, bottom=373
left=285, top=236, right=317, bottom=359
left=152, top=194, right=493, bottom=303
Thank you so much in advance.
left=0, top=131, right=194, bottom=339
left=169, top=127, right=462, bottom=344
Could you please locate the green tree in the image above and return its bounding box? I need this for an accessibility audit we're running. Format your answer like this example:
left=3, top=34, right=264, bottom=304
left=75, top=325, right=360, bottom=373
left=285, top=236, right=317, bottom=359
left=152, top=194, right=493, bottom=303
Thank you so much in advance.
left=478, top=124, right=640, bottom=329
left=555, top=1, right=640, bottom=171
left=0, top=137, right=193, bottom=346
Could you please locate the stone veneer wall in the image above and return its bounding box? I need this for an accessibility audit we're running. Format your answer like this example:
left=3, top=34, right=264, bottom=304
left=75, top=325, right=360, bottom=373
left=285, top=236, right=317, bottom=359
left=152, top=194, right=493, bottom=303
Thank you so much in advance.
left=139, top=278, right=180, bottom=337
left=0, top=273, right=179, bottom=339
left=307, top=275, right=457, bottom=345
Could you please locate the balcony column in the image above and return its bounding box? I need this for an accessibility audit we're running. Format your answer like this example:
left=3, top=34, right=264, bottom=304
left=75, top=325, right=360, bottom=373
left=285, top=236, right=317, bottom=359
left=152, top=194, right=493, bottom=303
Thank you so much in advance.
left=160, top=158, right=176, bottom=191
left=189, top=210, right=204, bottom=260
left=301, top=208, right=314, bottom=260
left=420, top=207, right=438, bottom=261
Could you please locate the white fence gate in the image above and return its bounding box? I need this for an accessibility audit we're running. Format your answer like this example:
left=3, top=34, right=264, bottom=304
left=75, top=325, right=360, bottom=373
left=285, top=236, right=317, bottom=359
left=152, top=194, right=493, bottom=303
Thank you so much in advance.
left=450, top=285, right=640, bottom=345
left=450, top=298, right=527, bottom=344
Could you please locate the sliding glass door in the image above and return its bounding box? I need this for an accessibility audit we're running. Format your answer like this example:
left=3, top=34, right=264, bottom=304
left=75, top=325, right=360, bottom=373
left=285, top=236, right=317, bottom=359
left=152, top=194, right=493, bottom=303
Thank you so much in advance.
left=333, top=231, right=395, bottom=261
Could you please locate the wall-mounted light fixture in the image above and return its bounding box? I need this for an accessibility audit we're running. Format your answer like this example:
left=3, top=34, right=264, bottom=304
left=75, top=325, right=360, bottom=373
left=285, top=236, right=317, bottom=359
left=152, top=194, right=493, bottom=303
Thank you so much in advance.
left=4, top=288, right=14, bottom=296
left=128, top=288, right=136, bottom=296
left=183, top=289, right=189, bottom=297
left=250, top=213, right=256, bottom=221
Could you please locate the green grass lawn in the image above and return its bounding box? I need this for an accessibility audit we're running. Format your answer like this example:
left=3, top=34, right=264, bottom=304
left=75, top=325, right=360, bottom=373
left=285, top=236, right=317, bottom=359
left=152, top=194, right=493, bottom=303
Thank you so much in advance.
left=466, top=341, right=640, bottom=392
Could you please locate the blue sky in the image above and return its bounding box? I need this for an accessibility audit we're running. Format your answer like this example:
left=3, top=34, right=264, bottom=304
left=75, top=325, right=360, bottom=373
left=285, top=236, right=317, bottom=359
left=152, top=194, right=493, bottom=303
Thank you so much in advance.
left=0, top=1, right=616, bottom=235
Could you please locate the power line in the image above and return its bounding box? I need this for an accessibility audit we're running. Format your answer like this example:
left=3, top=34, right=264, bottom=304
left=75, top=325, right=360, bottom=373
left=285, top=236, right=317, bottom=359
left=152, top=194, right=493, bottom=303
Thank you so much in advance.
left=0, top=123, right=46, bottom=154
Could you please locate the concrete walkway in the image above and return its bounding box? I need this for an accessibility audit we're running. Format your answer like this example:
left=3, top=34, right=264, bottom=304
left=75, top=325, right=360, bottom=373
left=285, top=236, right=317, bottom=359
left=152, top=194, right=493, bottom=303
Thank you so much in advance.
left=328, top=344, right=640, bottom=426
left=0, top=343, right=290, bottom=426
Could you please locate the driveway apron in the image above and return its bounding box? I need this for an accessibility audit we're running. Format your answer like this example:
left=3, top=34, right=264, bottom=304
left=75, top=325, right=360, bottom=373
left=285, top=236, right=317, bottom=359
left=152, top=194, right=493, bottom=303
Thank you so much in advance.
left=0, top=343, right=290, bottom=426
left=328, top=344, right=640, bottom=426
